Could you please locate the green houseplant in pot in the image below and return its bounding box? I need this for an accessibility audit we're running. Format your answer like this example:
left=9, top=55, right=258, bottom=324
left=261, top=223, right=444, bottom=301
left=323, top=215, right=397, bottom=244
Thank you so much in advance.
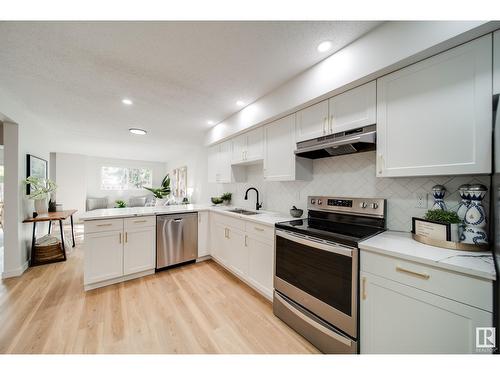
left=143, top=174, right=171, bottom=206
left=221, top=192, right=232, bottom=205
left=115, top=200, right=127, bottom=208
left=23, top=176, right=57, bottom=214
left=424, top=209, right=461, bottom=242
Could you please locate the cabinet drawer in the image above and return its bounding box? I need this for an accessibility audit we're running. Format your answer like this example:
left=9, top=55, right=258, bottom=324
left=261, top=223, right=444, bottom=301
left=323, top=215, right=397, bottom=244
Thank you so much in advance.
left=85, top=219, right=124, bottom=234
left=246, top=222, right=274, bottom=242
left=360, top=250, right=493, bottom=312
left=211, top=212, right=245, bottom=231
left=124, top=216, right=156, bottom=229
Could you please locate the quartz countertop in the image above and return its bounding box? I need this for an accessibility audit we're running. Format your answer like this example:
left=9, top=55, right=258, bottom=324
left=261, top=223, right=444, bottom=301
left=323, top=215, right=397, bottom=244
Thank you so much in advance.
left=359, top=231, right=496, bottom=281
left=80, top=204, right=299, bottom=227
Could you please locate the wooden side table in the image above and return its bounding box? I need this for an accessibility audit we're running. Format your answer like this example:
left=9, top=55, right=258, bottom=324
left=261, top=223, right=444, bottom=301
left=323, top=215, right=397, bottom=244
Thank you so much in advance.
left=23, top=209, right=77, bottom=266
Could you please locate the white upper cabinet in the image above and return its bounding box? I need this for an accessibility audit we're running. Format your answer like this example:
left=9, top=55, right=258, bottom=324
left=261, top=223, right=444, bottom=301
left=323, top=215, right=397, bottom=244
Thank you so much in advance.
left=494, top=30, right=500, bottom=95
left=329, top=81, right=376, bottom=133
left=376, top=34, right=492, bottom=177
left=231, top=127, right=264, bottom=164
left=295, top=99, right=329, bottom=142
left=208, top=141, right=246, bottom=183
left=264, top=114, right=312, bottom=181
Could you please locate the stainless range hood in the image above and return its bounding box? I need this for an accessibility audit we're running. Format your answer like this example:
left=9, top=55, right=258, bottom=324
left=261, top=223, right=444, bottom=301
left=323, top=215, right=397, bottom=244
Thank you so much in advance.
left=294, top=125, right=376, bottom=159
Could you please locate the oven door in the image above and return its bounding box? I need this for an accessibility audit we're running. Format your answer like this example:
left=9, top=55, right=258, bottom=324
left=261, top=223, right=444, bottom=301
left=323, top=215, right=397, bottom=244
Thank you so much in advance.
left=274, top=229, right=358, bottom=338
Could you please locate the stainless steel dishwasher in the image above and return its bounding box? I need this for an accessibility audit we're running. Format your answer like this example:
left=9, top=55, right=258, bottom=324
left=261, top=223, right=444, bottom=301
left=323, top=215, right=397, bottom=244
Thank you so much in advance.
left=156, top=212, right=198, bottom=270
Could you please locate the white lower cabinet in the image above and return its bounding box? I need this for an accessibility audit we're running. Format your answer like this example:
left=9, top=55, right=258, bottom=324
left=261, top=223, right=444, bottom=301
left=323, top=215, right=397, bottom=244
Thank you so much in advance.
left=360, top=250, right=493, bottom=354
left=197, top=211, right=210, bottom=257
left=84, top=216, right=156, bottom=290
left=210, top=213, right=274, bottom=300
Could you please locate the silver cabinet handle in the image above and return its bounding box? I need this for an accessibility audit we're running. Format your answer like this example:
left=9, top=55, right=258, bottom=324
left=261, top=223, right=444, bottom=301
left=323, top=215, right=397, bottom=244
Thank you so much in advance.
left=97, top=223, right=112, bottom=227
left=125, top=232, right=128, bottom=243
left=244, top=235, right=248, bottom=247
left=362, top=277, right=367, bottom=300
left=254, top=226, right=265, bottom=232
left=133, top=220, right=147, bottom=223
left=119, top=232, right=122, bottom=244
left=396, top=266, right=430, bottom=280
left=173, top=218, right=183, bottom=222
left=329, top=115, right=334, bottom=134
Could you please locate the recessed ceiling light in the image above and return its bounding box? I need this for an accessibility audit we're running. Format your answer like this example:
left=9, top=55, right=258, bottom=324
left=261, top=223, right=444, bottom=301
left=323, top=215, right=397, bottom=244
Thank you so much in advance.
left=122, top=98, right=133, bottom=105
left=317, top=41, right=333, bottom=53
left=207, top=120, right=215, bottom=125
left=129, top=128, right=147, bottom=135
left=236, top=100, right=245, bottom=107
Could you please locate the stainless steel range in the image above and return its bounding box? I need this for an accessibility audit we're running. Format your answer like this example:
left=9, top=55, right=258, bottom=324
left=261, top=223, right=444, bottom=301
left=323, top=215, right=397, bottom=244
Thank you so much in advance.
left=273, top=196, right=386, bottom=354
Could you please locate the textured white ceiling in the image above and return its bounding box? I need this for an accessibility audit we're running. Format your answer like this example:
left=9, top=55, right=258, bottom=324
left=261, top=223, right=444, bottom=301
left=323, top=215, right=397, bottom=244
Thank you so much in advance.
left=0, top=21, right=382, bottom=161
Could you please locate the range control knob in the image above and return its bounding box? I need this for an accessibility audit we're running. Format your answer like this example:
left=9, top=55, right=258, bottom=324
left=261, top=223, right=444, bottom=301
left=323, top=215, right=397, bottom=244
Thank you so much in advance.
left=317, top=199, right=323, bottom=205
left=310, top=199, right=316, bottom=205
left=371, top=202, right=379, bottom=209
left=359, top=202, right=368, bottom=208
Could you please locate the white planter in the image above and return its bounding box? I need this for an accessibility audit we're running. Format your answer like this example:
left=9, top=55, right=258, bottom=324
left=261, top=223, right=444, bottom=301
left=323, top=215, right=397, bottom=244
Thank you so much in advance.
left=155, top=198, right=168, bottom=207
left=34, top=198, right=48, bottom=214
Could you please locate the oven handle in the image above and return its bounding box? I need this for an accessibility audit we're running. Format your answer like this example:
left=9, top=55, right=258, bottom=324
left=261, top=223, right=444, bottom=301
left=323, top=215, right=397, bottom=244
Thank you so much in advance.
left=276, top=230, right=354, bottom=257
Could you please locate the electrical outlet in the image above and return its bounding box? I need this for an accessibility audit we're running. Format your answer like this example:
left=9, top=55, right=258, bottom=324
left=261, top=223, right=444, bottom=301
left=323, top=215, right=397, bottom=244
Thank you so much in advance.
left=415, top=192, right=428, bottom=209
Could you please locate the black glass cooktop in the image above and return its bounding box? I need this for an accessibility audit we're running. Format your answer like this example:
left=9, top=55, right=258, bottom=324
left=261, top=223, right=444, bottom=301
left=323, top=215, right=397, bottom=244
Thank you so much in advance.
left=275, top=215, right=385, bottom=247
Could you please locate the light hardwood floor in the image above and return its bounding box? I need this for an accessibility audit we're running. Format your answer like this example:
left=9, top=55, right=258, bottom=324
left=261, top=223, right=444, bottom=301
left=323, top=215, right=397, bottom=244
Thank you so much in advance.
left=0, top=225, right=318, bottom=354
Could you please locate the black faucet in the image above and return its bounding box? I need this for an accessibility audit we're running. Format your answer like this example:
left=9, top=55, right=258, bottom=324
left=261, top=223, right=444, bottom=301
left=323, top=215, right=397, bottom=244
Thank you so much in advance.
left=244, top=187, right=262, bottom=211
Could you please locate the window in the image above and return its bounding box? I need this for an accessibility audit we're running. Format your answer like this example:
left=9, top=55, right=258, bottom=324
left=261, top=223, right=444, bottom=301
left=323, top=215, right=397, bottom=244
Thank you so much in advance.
left=100, top=166, right=152, bottom=190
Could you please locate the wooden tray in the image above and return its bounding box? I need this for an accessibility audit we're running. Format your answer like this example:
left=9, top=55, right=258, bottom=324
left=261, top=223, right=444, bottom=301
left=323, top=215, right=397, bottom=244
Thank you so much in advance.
left=412, top=233, right=489, bottom=252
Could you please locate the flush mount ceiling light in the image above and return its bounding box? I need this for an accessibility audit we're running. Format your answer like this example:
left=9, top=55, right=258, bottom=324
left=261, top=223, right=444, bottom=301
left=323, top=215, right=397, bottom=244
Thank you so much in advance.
left=129, top=128, right=147, bottom=135
left=236, top=100, right=245, bottom=107
left=122, top=98, right=133, bottom=105
left=207, top=120, right=215, bottom=125
left=317, top=40, right=333, bottom=53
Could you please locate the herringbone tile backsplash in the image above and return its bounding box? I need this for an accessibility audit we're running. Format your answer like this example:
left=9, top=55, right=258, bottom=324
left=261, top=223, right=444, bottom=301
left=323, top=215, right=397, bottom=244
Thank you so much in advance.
left=207, top=151, right=491, bottom=232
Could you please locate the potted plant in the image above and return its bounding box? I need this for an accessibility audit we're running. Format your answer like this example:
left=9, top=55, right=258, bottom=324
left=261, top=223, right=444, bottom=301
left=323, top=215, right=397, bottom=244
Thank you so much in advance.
left=23, top=176, right=57, bottom=214
left=115, top=200, right=127, bottom=208
left=143, top=174, right=171, bottom=206
left=424, top=209, right=461, bottom=242
left=221, top=192, right=232, bottom=205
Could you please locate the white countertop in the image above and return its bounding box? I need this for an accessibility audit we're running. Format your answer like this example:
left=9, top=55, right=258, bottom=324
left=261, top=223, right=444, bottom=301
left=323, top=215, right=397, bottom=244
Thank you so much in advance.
left=359, top=231, right=496, bottom=281
left=80, top=204, right=299, bottom=227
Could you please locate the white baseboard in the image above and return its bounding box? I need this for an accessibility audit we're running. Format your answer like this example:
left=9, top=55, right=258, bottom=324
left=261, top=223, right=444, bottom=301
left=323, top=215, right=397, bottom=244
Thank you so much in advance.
left=1, top=260, right=29, bottom=279
left=84, top=269, right=155, bottom=291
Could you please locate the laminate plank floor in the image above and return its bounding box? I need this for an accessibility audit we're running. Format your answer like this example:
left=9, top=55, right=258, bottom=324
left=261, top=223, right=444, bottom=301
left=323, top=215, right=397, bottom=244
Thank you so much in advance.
left=0, top=225, right=319, bottom=354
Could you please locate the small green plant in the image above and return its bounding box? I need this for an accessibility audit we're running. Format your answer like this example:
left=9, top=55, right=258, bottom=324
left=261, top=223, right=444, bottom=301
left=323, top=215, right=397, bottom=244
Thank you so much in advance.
left=143, top=174, right=171, bottom=199
left=424, top=209, right=461, bottom=224
left=23, top=176, right=57, bottom=200
left=115, top=200, right=127, bottom=208
left=221, top=192, right=232, bottom=201
left=211, top=197, right=223, bottom=205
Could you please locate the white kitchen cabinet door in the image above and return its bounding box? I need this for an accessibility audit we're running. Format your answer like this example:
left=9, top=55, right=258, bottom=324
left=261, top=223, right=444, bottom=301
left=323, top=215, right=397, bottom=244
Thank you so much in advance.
left=226, top=227, right=247, bottom=278
left=217, top=140, right=233, bottom=183
left=207, top=145, right=219, bottom=183
left=360, top=272, right=492, bottom=354
left=295, top=99, right=329, bottom=142
left=231, top=134, right=246, bottom=164
left=247, top=234, right=274, bottom=299
left=197, top=211, right=210, bottom=257
left=494, top=30, right=500, bottom=95
left=84, top=230, right=124, bottom=284
left=212, top=221, right=229, bottom=265
left=264, top=114, right=312, bottom=181
left=377, top=35, right=492, bottom=177
left=328, top=81, right=376, bottom=133
left=245, top=127, right=264, bottom=162
left=123, top=226, right=156, bottom=275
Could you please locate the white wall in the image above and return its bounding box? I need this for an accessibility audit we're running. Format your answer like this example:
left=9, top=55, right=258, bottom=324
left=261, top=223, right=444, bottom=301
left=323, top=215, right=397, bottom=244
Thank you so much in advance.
left=52, top=152, right=169, bottom=218
left=165, top=145, right=208, bottom=204
left=208, top=152, right=490, bottom=233
left=206, top=21, right=498, bottom=145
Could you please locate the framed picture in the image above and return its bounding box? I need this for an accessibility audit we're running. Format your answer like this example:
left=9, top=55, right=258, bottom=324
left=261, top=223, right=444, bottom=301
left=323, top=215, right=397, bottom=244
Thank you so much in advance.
left=172, top=166, right=187, bottom=198
left=412, top=217, right=451, bottom=241
left=26, top=154, right=48, bottom=195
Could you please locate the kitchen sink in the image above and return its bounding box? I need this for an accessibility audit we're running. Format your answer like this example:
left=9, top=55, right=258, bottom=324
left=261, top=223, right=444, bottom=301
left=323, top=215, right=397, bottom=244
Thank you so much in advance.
left=227, top=208, right=261, bottom=215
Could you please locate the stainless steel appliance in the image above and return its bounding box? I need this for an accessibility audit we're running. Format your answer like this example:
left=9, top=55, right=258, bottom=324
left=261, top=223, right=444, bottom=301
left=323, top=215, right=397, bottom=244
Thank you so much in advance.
left=294, top=125, right=376, bottom=159
left=274, top=196, right=386, bottom=353
left=156, top=212, right=198, bottom=270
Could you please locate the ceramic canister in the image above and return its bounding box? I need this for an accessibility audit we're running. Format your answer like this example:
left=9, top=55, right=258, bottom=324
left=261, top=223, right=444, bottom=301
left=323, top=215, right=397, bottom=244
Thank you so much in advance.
left=462, top=184, right=488, bottom=245
left=431, top=185, right=447, bottom=210
left=456, top=184, right=471, bottom=240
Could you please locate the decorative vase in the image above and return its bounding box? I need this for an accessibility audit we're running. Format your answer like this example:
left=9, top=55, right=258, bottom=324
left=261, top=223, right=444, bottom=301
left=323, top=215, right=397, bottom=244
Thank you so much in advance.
left=155, top=197, right=168, bottom=207
left=461, top=184, right=488, bottom=245
left=223, top=200, right=231, bottom=206
left=456, top=184, right=471, bottom=240
left=34, top=198, right=48, bottom=214
left=431, top=185, right=447, bottom=210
